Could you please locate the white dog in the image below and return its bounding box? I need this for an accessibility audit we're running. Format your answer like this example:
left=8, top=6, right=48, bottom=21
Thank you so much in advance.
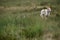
left=40, top=7, right=51, bottom=18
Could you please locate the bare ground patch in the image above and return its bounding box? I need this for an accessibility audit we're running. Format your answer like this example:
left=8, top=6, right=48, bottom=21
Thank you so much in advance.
left=0, top=6, right=44, bottom=12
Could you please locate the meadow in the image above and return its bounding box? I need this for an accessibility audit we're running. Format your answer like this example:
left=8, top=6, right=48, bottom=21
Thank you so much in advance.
left=0, top=0, right=60, bottom=40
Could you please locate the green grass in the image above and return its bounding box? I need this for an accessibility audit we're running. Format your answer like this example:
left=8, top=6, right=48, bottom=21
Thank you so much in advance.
left=0, top=9, right=60, bottom=40
left=0, top=0, right=54, bottom=6
left=0, top=0, right=60, bottom=40
left=0, top=11, right=42, bottom=40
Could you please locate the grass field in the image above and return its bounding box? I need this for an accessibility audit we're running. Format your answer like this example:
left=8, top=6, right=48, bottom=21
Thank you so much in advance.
left=0, top=0, right=60, bottom=40
left=0, top=0, right=51, bottom=6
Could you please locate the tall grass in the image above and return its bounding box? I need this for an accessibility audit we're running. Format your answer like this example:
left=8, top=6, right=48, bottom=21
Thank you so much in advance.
left=0, top=10, right=60, bottom=40
left=0, top=0, right=54, bottom=6
left=0, top=11, right=43, bottom=40
left=0, top=0, right=60, bottom=40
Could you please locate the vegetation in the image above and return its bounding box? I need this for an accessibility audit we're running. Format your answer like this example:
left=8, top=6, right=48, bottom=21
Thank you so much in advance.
left=0, top=0, right=60, bottom=40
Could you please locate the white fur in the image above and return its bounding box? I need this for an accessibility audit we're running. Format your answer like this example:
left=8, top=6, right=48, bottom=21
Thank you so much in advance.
left=40, top=8, right=51, bottom=18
